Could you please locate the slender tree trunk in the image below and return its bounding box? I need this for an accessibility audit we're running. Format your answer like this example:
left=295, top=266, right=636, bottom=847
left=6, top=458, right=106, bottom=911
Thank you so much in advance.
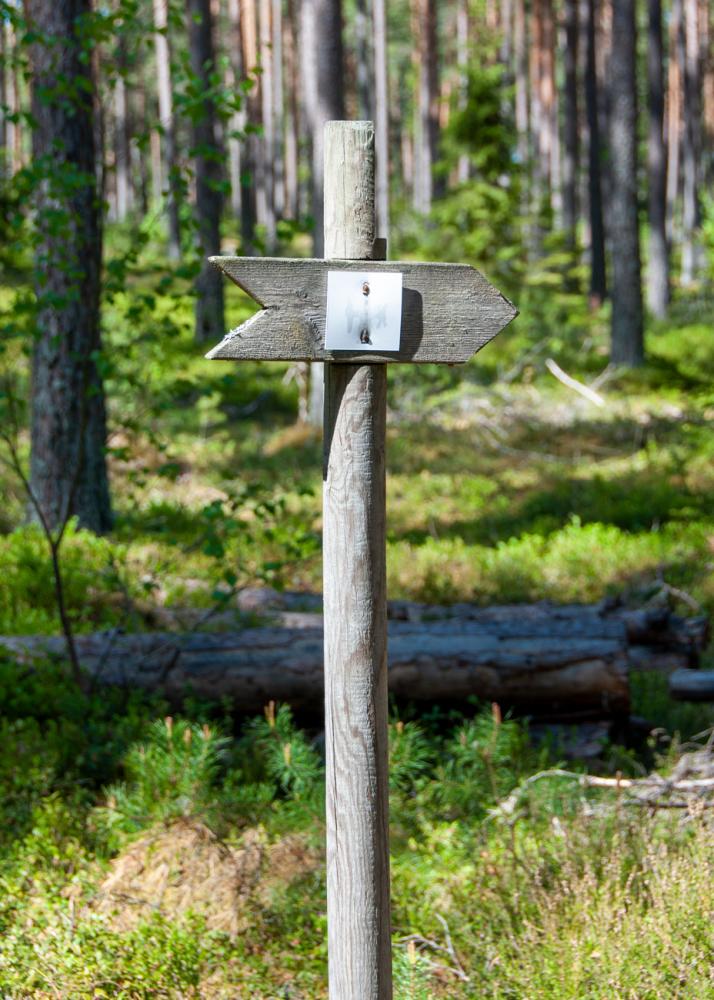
left=226, top=0, right=245, bottom=220
left=680, top=0, right=702, bottom=284
left=355, top=0, right=372, bottom=120
left=299, top=0, right=344, bottom=256
left=702, top=0, right=714, bottom=181
left=133, top=79, right=150, bottom=216
left=114, top=38, right=132, bottom=222
left=0, top=22, right=6, bottom=178
left=240, top=0, right=260, bottom=251
left=258, top=0, right=276, bottom=249
left=150, top=128, right=163, bottom=204
left=562, top=0, right=579, bottom=249
left=666, top=0, right=682, bottom=247
left=299, top=0, right=345, bottom=426
left=646, top=0, right=670, bottom=317
left=514, top=0, right=529, bottom=182
left=500, top=0, right=513, bottom=65
left=586, top=0, right=606, bottom=305
left=401, top=79, right=414, bottom=199
left=7, top=23, right=22, bottom=175
left=456, top=0, right=470, bottom=185
left=186, top=0, right=225, bottom=342
left=284, top=0, right=300, bottom=220
left=609, top=0, right=644, bottom=365
left=374, top=0, right=389, bottom=235
left=271, top=0, right=285, bottom=220
left=25, top=0, right=112, bottom=533
left=153, top=0, right=182, bottom=259
left=541, top=0, right=561, bottom=222
left=412, top=0, right=439, bottom=213
left=530, top=0, right=545, bottom=210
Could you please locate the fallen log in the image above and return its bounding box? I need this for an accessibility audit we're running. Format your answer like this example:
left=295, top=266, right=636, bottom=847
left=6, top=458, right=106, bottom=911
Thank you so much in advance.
left=1, top=618, right=630, bottom=718
left=669, top=669, right=714, bottom=702
left=1, top=599, right=707, bottom=719
left=236, top=590, right=709, bottom=661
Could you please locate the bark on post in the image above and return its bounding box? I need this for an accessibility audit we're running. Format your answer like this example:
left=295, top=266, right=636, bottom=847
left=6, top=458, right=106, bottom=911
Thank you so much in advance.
left=322, top=121, right=392, bottom=1000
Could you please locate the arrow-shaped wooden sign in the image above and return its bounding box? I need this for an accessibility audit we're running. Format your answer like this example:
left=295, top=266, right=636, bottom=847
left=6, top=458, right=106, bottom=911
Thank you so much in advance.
left=205, top=257, right=517, bottom=364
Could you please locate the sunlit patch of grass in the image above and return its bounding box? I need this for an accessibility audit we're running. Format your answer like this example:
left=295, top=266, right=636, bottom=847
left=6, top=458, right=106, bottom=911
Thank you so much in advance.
left=387, top=518, right=712, bottom=607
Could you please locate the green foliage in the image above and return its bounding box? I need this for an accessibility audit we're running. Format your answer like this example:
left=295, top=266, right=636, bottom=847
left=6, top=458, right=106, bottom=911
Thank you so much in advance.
left=429, top=708, right=532, bottom=820
left=239, top=702, right=324, bottom=802
left=0, top=522, right=124, bottom=633
left=98, top=717, right=230, bottom=843
left=393, top=943, right=434, bottom=1000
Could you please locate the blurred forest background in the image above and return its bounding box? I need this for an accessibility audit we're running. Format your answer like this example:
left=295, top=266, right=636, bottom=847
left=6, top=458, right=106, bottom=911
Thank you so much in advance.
left=0, top=0, right=714, bottom=995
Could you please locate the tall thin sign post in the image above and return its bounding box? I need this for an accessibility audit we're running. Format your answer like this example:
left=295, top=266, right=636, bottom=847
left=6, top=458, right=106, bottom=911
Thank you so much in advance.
left=205, top=119, right=517, bottom=1000
left=322, top=121, right=391, bottom=998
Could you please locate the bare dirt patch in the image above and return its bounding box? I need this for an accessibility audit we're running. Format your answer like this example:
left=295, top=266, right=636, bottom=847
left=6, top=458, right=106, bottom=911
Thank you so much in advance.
left=93, top=819, right=320, bottom=936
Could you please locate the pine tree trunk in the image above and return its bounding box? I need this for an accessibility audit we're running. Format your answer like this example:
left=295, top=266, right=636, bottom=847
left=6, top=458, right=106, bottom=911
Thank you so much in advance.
left=609, top=0, right=644, bottom=366
left=680, top=0, right=702, bottom=284
left=702, top=0, right=714, bottom=181
left=271, top=0, right=285, bottom=220
left=514, top=0, right=529, bottom=182
left=133, top=76, right=150, bottom=216
left=646, top=0, right=670, bottom=317
left=114, top=38, right=132, bottom=222
left=299, top=0, right=345, bottom=426
left=417, top=0, right=441, bottom=210
left=226, top=0, right=245, bottom=220
left=153, top=0, right=182, bottom=259
left=586, top=0, right=606, bottom=305
left=562, top=0, right=579, bottom=249
left=25, top=0, right=112, bottom=534
left=258, top=0, right=276, bottom=249
left=299, top=0, right=344, bottom=255
left=355, top=0, right=372, bottom=120
left=7, top=23, right=22, bottom=175
left=666, top=0, right=682, bottom=247
left=0, top=22, right=6, bottom=178
left=186, top=0, right=225, bottom=342
left=529, top=0, right=545, bottom=211
left=240, top=0, right=260, bottom=252
left=284, top=0, right=300, bottom=220
left=373, top=0, right=389, bottom=235
left=456, top=0, right=470, bottom=184
left=541, top=0, right=561, bottom=222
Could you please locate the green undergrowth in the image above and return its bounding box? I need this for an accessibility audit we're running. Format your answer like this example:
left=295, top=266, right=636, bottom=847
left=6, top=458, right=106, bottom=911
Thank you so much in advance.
left=1, top=242, right=714, bottom=995
left=0, top=669, right=712, bottom=997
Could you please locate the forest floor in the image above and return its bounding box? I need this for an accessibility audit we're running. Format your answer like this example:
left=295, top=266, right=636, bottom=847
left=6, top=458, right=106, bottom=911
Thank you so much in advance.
left=0, top=258, right=713, bottom=996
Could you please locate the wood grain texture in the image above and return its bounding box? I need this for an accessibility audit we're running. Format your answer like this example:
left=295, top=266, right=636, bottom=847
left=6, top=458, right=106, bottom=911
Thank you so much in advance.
left=322, top=121, right=392, bottom=1000
left=205, top=257, right=517, bottom=363
left=324, top=120, right=376, bottom=258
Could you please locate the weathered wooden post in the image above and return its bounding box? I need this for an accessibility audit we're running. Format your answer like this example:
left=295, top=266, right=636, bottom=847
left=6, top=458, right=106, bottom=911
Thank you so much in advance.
left=321, top=121, right=391, bottom=998
left=206, top=119, right=516, bottom=1000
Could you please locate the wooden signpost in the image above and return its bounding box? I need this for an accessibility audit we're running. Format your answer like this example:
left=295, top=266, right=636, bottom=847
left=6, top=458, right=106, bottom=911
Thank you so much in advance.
left=207, top=120, right=516, bottom=1000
